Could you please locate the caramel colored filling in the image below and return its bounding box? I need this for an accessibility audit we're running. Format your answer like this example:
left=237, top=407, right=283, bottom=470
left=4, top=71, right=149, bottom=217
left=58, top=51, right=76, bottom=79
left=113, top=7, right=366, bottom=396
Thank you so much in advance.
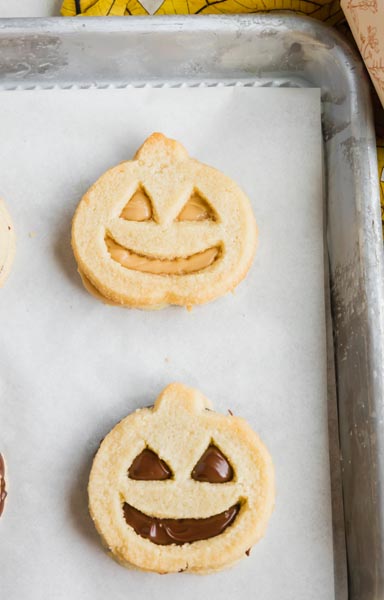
left=177, top=193, right=215, bottom=221
left=123, top=502, right=240, bottom=545
left=120, top=190, right=214, bottom=223
left=106, top=237, right=220, bottom=276
left=120, top=190, right=152, bottom=221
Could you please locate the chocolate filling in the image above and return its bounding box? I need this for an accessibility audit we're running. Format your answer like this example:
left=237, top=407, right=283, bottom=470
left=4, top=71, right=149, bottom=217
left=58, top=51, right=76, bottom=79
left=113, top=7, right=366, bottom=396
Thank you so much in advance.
left=0, top=454, right=7, bottom=517
left=123, top=503, right=240, bottom=545
left=191, top=445, right=234, bottom=483
left=128, top=449, right=172, bottom=481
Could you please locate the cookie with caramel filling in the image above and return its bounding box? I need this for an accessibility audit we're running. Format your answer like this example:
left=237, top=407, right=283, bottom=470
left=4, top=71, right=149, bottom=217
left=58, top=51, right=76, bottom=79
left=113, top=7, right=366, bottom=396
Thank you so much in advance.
left=0, top=199, right=15, bottom=288
left=71, top=133, right=257, bottom=309
left=88, top=383, right=274, bottom=574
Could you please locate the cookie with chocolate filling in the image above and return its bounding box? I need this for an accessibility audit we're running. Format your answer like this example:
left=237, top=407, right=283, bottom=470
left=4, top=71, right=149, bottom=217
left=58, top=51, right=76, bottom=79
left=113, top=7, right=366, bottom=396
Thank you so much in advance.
left=0, top=199, right=15, bottom=288
left=72, top=133, right=257, bottom=309
left=0, top=454, right=6, bottom=518
left=88, top=383, right=274, bottom=574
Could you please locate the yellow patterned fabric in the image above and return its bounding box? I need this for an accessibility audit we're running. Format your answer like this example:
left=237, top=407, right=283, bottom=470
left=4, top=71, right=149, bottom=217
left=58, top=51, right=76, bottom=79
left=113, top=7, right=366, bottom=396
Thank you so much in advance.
left=378, top=141, right=384, bottom=228
left=61, top=0, right=344, bottom=19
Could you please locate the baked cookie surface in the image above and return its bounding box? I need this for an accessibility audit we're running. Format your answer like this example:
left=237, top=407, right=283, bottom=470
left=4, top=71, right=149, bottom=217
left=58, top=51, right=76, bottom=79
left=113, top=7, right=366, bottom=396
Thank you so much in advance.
left=0, top=454, right=6, bottom=518
left=0, top=199, right=15, bottom=288
left=72, top=133, right=257, bottom=308
left=88, top=383, right=274, bottom=574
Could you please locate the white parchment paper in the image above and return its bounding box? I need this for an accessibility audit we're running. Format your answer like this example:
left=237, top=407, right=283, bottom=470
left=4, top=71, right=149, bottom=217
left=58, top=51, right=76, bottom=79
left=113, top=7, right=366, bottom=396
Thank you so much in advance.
left=0, top=87, right=334, bottom=599
left=0, top=0, right=61, bottom=17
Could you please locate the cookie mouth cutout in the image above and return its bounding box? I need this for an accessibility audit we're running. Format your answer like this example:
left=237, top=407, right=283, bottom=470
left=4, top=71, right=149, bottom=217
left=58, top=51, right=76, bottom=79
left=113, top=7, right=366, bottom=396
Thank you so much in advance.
left=123, top=502, right=240, bottom=545
left=105, top=236, right=221, bottom=276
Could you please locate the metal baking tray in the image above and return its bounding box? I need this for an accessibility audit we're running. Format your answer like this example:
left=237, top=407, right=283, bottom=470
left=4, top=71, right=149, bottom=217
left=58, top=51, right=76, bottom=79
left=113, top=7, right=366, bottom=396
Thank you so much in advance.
left=0, top=13, right=383, bottom=600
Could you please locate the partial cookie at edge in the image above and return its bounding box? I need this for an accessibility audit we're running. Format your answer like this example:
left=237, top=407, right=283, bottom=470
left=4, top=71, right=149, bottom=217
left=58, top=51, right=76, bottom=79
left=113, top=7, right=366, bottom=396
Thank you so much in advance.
left=0, top=199, right=15, bottom=288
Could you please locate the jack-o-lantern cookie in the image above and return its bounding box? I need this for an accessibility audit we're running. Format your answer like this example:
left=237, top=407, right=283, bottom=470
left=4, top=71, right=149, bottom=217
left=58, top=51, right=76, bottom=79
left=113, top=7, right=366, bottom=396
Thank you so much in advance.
left=72, top=133, right=257, bottom=308
left=88, top=383, right=274, bottom=574
left=0, top=199, right=15, bottom=288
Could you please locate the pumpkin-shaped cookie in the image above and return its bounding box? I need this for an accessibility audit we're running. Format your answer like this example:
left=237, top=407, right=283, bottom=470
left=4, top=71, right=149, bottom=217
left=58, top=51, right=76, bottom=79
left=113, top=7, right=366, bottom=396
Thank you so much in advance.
left=0, top=199, right=15, bottom=288
left=72, top=133, right=257, bottom=308
left=88, top=383, right=274, bottom=574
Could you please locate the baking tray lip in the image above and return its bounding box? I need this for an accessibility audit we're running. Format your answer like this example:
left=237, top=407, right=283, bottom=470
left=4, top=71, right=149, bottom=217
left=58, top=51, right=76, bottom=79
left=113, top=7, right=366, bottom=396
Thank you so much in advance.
left=0, top=11, right=363, bottom=43
left=0, top=12, right=364, bottom=45
left=0, top=13, right=368, bottom=92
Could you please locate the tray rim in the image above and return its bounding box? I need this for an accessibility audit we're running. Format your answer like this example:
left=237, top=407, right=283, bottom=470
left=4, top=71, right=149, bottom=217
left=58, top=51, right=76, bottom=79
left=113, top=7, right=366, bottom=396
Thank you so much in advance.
left=0, top=13, right=371, bottom=87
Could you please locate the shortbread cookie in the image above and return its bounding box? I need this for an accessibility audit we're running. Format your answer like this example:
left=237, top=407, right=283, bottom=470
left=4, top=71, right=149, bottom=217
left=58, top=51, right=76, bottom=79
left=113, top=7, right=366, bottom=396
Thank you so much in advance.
left=72, top=133, right=257, bottom=308
left=0, top=454, right=7, bottom=518
left=0, top=199, right=15, bottom=288
left=88, top=383, right=274, bottom=574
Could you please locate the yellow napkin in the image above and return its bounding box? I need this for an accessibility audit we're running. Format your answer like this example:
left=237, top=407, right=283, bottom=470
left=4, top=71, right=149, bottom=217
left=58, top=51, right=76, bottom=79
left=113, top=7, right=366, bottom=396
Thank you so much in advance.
left=61, top=0, right=344, bottom=19
left=378, top=141, right=384, bottom=225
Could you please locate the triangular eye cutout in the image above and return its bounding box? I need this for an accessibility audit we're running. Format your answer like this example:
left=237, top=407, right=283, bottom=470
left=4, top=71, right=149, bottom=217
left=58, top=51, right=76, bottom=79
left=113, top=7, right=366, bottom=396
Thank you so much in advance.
left=176, top=192, right=216, bottom=222
left=191, top=445, right=234, bottom=483
left=128, top=449, right=172, bottom=481
left=120, top=188, right=153, bottom=222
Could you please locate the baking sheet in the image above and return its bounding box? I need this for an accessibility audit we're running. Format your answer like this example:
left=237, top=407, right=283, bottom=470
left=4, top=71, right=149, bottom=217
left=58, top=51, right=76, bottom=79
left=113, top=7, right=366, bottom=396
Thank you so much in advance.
left=0, top=87, right=334, bottom=599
